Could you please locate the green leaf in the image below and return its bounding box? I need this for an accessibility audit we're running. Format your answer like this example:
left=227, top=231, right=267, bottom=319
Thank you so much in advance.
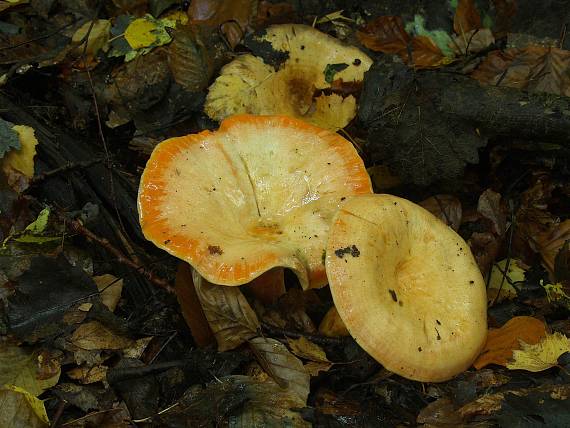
left=0, top=117, right=20, bottom=158
left=24, top=208, right=49, bottom=234
left=324, top=63, right=349, bottom=84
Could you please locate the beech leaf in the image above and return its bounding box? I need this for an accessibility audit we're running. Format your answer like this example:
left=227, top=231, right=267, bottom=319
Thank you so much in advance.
left=507, top=332, right=570, bottom=372
left=193, top=269, right=260, bottom=351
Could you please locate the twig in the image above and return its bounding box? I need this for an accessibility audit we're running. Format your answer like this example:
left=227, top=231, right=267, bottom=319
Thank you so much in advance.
left=67, top=217, right=174, bottom=294
left=261, top=321, right=351, bottom=346
left=30, top=158, right=104, bottom=185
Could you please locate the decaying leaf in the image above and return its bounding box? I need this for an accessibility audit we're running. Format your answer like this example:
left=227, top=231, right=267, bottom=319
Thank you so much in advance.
left=472, top=46, right=570, bottom=97
left=318, top=306, right=349, bottom=337
left=0, top=117, right=20, bottom=157
left=453, top=0, right=481, bottom=35
left=71, top=321, right=134, bottom=351
left=473, top=316, right=548, bottom=369
left=477, top=189, right=506, bottom=236
left=0, top=345, right=60, bottom=396
left=507, top=332, right=570, bottom=372
left=155, top=375, right=309, bottom=427
left=542, top=281, right=570, bottom=309
left=0, top=385, right=49, bottom=428
left=205, top=24, right=372, bottom=130
left=193, top=269, right=260, bottom=351
left=366, top=164, right=402, bottom=192
left=419, top=194, right=462, bottom=231
left=249, top=337, right=310, bottom=403
left=450, top=28, right=494, bottom=55
left=533, top=220, right=570, bottom=281
left=67, top=365, right=108, bottom=384
left=287, top=336, right=330, bottom=363
left=487, top=259, right=527, bottom=304
left=245, top=268, right=286, bottom=305
left=357, top=16, right=410, bottom=54
left=93, top=274, right=123, bottom=313
left=406, top=35, right=451, bottom=69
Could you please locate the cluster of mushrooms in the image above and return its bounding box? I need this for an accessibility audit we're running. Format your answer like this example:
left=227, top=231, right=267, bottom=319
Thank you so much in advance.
left=138, top=25, right=488, bottom=383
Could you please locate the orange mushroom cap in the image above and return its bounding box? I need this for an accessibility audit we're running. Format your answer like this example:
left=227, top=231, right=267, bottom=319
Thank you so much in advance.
left=326, top=194, right=487, bottom=382
left=138, top=115, right=372, bottom=289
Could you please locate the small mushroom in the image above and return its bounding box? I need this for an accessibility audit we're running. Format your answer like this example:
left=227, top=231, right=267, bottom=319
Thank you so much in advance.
left=205, top=24, right=372, bottom=130
left=138, top=114, right=372, bottom=289
left=326, top=194, right=487, bottom=382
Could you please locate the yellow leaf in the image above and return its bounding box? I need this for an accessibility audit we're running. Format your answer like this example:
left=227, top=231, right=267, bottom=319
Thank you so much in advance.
left=287, top=336, right=330, bottom=363
left=124, top=15, right=173, bottom=50
left=71, top=20, right=111, bottom=57
left=2, top=124, right=38, bottom=178
left=487, top=259, right=526, bottom=303
left=1, top=385, right=49, bottom=426
left=507, top=332, right=570, bottom=372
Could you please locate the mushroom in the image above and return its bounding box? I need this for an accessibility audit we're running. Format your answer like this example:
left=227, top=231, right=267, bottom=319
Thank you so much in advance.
left=326, top=194, right=487, bottom=382
left=138, top=114, right=372, bottom=289
left=205, top=24, right=372, bottom=131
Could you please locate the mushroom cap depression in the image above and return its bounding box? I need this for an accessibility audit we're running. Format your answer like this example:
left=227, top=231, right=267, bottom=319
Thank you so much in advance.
left=138, top=115, right=372, bottom=289
left=205, top=24, right=372, bottom=130
left=326, top=194, right=487, bottom=382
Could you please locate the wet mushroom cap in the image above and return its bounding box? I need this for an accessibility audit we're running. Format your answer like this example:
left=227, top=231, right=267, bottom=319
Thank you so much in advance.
left=205, top=24, right=372, bottom=130
left=326, top=194, right=487, bottom=382
left=138, top=114, right=372, bottom=289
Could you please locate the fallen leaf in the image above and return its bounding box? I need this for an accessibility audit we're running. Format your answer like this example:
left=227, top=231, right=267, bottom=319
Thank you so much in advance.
left=156, top=375, right=309, bottom=427
left=315, top=10, right=354, bottom=25
left=318, top=306, right=350, bottom=337
left=473, top=316, right=548, bottom=369
left=507, top=332, right=570, bottom=372
left=419, top=194, right=462, bottom=231
left=93, top=274, right=123, bottom=312
left=71, top=19, right=111, bottom=59
left=193, top=269, right=259, bottom=351
left=124, top=15, right=173, bottom=50
left=542, top=281, right=570, bottom=309
left=122, top=337, right=153, bottom=359
left=357, top=16, right=410, bottom=54
left=472, top=46, right=570, bottom=97
left=255, top=1, right=295, bottom=27
left=417, top=397, right=464, bottom=426
left=533, top=220, right=570, bottom=281
left=453, top=0, right=481, bottom=35
left=0, top=385, right=49, bottom=428
left=249, top=337, right=310, bottom=403
left=450, top=28, right=494, bottom=55
left=1, top=124, right=38, bottom=192
left=287, top=336, right=330, bottom=362
left=71, top=321, right=134, bottom=351
left=366, top=164, right=401, bottom=192
left=487, top=259, right=527, bottom=304
left=67, top=365, right=108, bottom=384
left=304, top=361, right=333, bottom=377
left=0, top=345, right=60, bottom=396
left=477, top=189, right=506, bottom=236
left=406, top=35, right=452, bottom=69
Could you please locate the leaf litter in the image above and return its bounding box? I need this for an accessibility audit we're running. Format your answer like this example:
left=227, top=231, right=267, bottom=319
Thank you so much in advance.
left=1, top=0, right=570, bottom=426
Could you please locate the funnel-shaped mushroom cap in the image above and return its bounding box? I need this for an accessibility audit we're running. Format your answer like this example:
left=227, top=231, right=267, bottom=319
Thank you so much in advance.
left=139, top=115, right=372, bottom=289
left=326, top=195, right=487, bottom=382
left=205, top=24, right=372, bottom=130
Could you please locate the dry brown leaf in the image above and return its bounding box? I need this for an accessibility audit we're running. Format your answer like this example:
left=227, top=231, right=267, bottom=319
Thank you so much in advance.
left=254, top=1, right=295, bottom=27
left=249, top=337, right=310, bottom=403
left=419, top=194, right=462, bottom=231
left=304, top=361, right=333, bottom=377
left=366, top=164, right=401, bottom=192
left=450, top=28, right=495, bottom=55
left=318, top=306, right=350, bottom=337
left=453, top=0, right=481, bottom=35
left=93, top=274, right=123, bottom=313
left=357, top=16, right=410, bottom=54
left=123, top=337, right=153, bottom=359
left=287, top=336, right=330, bottom=362
left=406, top=36, right=450, bottom=69
left=533, top=220, right=570, bottom=281
left=245, top=267, right=286, bottom=305
left=71, top=321, right=134, bottom=351
left=478, top=189, right=506, bottom=236
left=468, top=230, right=501, bottom=275
left=193, top=269, right=260, bottom=352
left=67, top=365, right=107, bottom=384
left=175, top=262, right=215, bottom=347
left=472, top=46, right=570, bottom=97
left=473, top=316, right=548, bottom=369
left=188, top=0, right=257, bottom=48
